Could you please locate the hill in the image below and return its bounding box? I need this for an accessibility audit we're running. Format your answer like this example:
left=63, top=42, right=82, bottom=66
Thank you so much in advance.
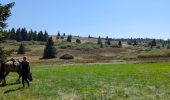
left=2, top=36, right=170, bottom=66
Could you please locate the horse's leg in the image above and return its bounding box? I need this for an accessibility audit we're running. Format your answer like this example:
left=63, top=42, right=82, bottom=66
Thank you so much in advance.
left=2, top=77, right=6, bottom=86
left=16, top=71, right=21, bottom=83
left=4, top=72, right=9, bottom=77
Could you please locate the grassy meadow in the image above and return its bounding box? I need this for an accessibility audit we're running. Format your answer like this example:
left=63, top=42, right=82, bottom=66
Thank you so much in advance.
left=0, top=62, right=170, bottom=100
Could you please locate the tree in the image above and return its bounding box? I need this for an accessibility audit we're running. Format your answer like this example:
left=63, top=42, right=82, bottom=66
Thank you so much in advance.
left=0, top=2, right=15, bottom=30
left=133, top=40, right=137, bottom=46
left=16, top=28, right=21, bottom=42
left=32, top=31, right=37, bottom=41
left=0, top=2, right=15, bottom=62
left=118, top=41, right=122, bottom=48
left=100, top=42, right=103, bottom=48
left=43, top=30, right=48, bottom=41
left=105, top=36, right=111, bottom=45
left=151, top=39, right=156, bottom=47
left=56, top=36, right=59, bottom=40
left=28, top=29, right=34, bottom=41
left=43, top=37, right=57, bottom=59
left=76, top=39, right=81, bottom=43
left=57, top=32, right=60, bottom=37
left=9, top=28, right=16, bottom=40
left=67, top=35, right=72, bottom=42
left=37, top=31, right=44, bottom=41
left=97, top=36, right=102, bottom=45
left=17, top=43, right=25, bottom=54
left=63, top=33, right=65, bottom=36
left=20, top=27, right=28, bottom=41
left=60, top=36, right=64, bottom=42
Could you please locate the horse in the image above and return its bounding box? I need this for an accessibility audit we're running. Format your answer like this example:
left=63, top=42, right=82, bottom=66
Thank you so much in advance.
left=0, top=58, right=32, bottom=85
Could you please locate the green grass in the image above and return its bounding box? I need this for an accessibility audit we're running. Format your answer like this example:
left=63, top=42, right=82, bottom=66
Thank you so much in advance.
left=1, top=62, right=170, bottom=100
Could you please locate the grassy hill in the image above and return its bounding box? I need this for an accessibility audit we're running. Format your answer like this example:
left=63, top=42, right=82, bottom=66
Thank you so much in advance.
left=0, top=62, right=170, bottom=99
left=2, top=36, right=170, bottom=66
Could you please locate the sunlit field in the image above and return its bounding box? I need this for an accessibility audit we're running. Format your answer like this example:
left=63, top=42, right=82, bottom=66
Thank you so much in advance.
left=0, top=62, right=170, bottom=100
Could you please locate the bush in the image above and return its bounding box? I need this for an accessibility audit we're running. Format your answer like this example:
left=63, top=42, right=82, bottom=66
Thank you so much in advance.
left=110, top=45, right=120, bottom=48
left=59, top=45, right=67, bottom=49
left=60, top=54, right=74, bottom=60
left=156, top=46, right=160, bottom=49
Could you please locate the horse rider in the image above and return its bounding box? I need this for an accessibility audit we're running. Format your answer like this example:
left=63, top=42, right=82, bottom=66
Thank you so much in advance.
left=21, top=56, right=30, bottom=87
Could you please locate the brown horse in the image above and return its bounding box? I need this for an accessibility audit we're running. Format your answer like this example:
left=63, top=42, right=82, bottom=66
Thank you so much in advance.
left=0, top=58, right=32, bottom=85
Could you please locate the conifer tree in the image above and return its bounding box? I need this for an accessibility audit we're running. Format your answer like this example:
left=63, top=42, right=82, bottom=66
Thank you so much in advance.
left=10, top=28, right=16, bottom=40
left=118, top=41, right=122, bottom=48
left=97, top=36, right=102, bottom=44
left=67, top=35, right=72, bottom=42
left=43, top=30, right=48, bottom=41
left=43, top=37, right=57, bottom=59
left=57, top=32, right=60, bottom=37
left=0, top=2, right=15, bottom=62
left=37, top=31, right=44, bottom=41
left=17, top=43, right=25, bottom=54
left=16, top=28, right=21, bottom=42
left=63, top=33, right=65, bottom=36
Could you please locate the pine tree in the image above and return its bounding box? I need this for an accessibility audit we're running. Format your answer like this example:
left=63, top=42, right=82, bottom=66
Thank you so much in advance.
left=118, top=41, right=122, bottom=48
left=43, top=37, right=57, bottom=59
left=105, top=36, right=111, bottom=45
left=100, top=42, right=103, bottom=48
left=63, top=33, right=66, bottom=36
left=28, top=29, right=34, bottom=41
left=10, top=28, right=16, bottom=40
left=0, top=2, right=15, bottom=62
left=37, top=31, right=44, bottom=41
left=61, top=36, right=64, bottom=42
left=17, top=43, right=25, bottom=54
left=43, top=30, right=48, bottom=41
left=133, top=40, right=137, bottom=46
left=33, top=31, right=37, bottom=41
left=67, top=35, right=72, bottom=42
left=97, top=36, right=102, bottom=44
left=16, top=28, right=22, bottom=42
left=151, top=39, right=156, bottom=46
left=57, top=32, right=60, bottom=37
left=20, top=28, right=28, bottom=41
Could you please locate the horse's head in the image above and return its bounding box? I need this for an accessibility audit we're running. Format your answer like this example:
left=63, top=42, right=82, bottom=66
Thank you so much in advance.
left=27, top=73, right=33, bottom=81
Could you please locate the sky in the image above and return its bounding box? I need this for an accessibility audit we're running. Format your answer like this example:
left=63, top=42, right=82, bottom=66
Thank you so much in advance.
left=1, top=0, right=170, bottom=39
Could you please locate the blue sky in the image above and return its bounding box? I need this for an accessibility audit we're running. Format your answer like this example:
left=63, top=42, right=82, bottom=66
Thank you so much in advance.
left=2, top=0, right=170, bottom=39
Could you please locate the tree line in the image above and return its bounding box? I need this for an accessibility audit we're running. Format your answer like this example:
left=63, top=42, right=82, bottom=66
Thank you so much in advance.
left=4, top=28, right=49, bottom=42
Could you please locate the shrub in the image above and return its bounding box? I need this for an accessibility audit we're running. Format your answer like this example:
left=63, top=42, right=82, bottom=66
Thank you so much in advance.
left=60, top=54, right=74, bottom=60
left=59, top=45, right=67, bottom=49
left=156, top=46, right=160, bottom=49
left=111, top=45, right=120, bottom=48
left=76, top=39, right=81, bottom=43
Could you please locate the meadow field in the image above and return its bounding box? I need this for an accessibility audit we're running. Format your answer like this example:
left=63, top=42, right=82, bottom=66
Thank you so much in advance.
left=0, top=62, right=170, bottom=100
